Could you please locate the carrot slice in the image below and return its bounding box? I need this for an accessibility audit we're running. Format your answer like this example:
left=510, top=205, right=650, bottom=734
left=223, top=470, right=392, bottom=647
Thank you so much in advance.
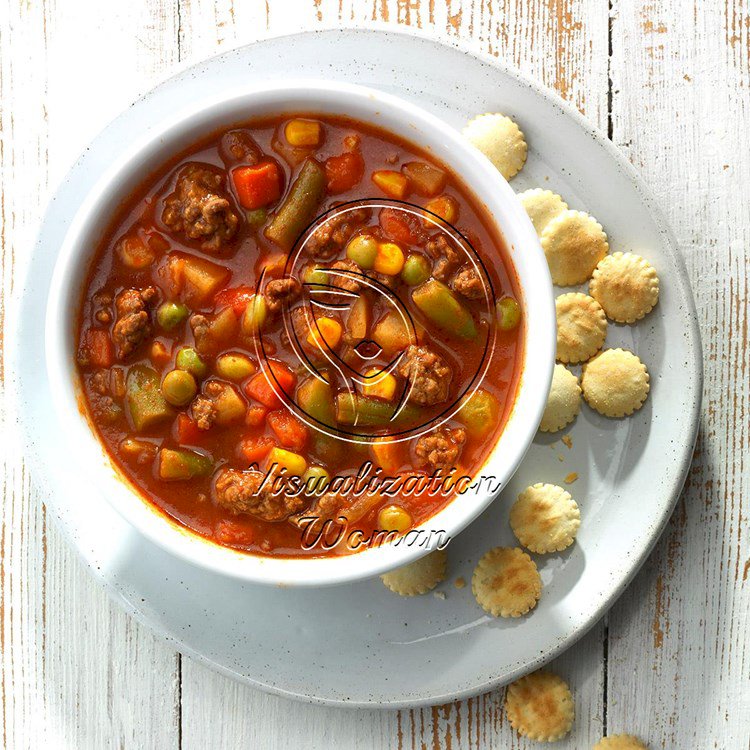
left=239, top=435, right=275, bottom=464
left=175, top=413, right=203, bottom=445
left=267, top=410, right=309, bottom=451
left=232, top=161, right=282, bottom=210
left=325, top=152, right=364, bottom=194
left=84, top=329, right=114, bottom=368
left=244, top=360, right=296, bottom=409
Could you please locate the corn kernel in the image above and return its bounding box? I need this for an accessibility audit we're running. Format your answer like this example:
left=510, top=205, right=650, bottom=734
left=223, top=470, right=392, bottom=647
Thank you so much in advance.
left=373, top=242, right=405, bottom=275
left=307, top=317, right=343, bottom=349
left=377, top=505, right=413, bottom=533
left=266, top=447, right=307, bottom=477
left=284, top=119, right=321, bottom=147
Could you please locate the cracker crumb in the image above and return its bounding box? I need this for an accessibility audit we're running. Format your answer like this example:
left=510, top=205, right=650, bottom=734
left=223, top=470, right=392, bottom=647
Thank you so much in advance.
left=433, top=590, right=446, bottom=600
left=562, top=435, right=573, bottom=449
left=564, top=472, right=579, bottom=484
left=454, top=576, right=466, bottom=589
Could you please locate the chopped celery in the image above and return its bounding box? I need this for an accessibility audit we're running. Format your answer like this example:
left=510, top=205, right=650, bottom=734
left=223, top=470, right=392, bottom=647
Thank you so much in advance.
left=158, top=448, right=213, bottom=480
left=126, top=365, right=174, bottom=431
left=265, top=159, right=326, bottom=249
left=412, top=279, right=478, bottom=340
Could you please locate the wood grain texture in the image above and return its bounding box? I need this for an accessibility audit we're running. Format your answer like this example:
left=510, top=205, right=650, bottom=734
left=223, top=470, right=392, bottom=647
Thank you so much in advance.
left=1, top=0, right=747, bottom=747
left=607, top=0, right=750, bottom=746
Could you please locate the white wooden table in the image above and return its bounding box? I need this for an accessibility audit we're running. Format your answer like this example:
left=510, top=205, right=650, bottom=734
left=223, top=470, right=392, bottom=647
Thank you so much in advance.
left=1, top=1, right=748, bottom=747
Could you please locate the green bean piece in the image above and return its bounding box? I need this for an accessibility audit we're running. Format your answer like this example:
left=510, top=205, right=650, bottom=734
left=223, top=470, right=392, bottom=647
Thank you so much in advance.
left=158, top=448, right=213, bottom=480
left=335, top=393, right=418, bottom=427
left=240, top=294, right=268, bottom=336
left=345, top=234, right=378, bottom=269
left=126, top=365, right=174, bottom=431
left=496, top=297, right=522, bottom=331
left=161, top=369, right=198, bottom=407
left=265, top=158, right=326, bottom=249
left=215, top=353, right=256, bottom=381
left=411, top=279, right=478, bottom=340
left=156, top=301, right=189, bottom=331
left=400, top=254, right=431, bottom=286
left=175, top=347, right=208, bottom=379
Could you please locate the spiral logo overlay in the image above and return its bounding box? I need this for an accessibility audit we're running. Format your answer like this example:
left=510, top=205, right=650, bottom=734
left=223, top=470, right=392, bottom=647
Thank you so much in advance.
left=253, top=199, right=498, bottom=444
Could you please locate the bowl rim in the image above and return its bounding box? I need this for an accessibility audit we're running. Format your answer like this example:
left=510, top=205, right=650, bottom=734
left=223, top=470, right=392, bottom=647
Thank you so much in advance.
left=44, top=78, right=556, bottom=587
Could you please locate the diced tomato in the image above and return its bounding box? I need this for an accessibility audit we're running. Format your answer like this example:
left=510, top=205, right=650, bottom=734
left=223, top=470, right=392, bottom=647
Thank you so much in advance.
left=84, top=329, right=114, bottom=368
left=324, top=151, right=365, bottom=194
left=214, top=285, right=257, bottom=315
left=245, top=404, right=268, bottom=427
left=232, top=160, right=282, bottom=210
left=175, top=413, right=203, bottom=445
left=378, top=207, right=425, bottom=245
left=239, top=435, right=276, bottom=464
left=215, top=518, right=255, bottom=547
left=267, top=410, right=309, bottom=451
left=244, top=360, right=296, bottom=409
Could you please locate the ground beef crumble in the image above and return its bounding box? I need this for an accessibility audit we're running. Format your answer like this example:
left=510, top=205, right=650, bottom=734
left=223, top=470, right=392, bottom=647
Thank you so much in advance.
left=112, top=286, right=157, bottom=360
left=397, top=344, right=453, bottom=406
left=414, top=427, right=467, bottom=471
left=213, top=468, right=307, bottom=522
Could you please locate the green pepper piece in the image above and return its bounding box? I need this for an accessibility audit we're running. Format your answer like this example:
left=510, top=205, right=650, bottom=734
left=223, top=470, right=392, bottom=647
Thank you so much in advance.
left=411, top=279, right=478, bottom=340
left=265, top=158, right=326, bottom=249
left=335, top=393, right=418, bottom=427
left=158, top=448, right=213, bottom=480
left=126, top=365, right=174, bottom=431
left=458, top=388, right=500, bottom=439
left=296, top=375, right=336, bottom=428
left=156, top=301, right=189, bottom=331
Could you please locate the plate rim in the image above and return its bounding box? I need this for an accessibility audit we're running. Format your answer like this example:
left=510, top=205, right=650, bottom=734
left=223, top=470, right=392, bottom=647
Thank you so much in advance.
left=9, top=25, right=703, bottom=708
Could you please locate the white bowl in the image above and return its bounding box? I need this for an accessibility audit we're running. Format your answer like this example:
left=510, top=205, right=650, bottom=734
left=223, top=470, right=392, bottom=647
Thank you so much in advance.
left=45, top=80, right=555, bottom=587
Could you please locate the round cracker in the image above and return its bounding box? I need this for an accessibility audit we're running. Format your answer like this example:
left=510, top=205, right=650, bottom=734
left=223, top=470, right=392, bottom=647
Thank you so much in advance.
left=541, top=210, right=609, bottom=285
left=472, top=547, right=541, bottom=617
left=556, top=292, right=608, bottom=363
left=505, top=671, right=575, bottom=742
left=589, top=252, right=659, bottom=322
left=462, top=113, right=527, bottom=180
left=518, top=188, right=568, bottom=235
left=540, top=364, right=581, bottom=432
left=510, top=483, right=581, bottom=554
left=381, top=548, right=447, bottom=596
left=593, top=735, right=649, bottom=750
left=582, top=348, right=650, bottom=417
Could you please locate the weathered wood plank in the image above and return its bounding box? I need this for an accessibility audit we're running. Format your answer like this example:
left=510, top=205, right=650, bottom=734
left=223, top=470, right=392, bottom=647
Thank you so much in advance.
left=607, top=0, right=750, bottom=746
left=0, top=1, right=183, bottom=747
left=176, top=2, right=610, bottom=747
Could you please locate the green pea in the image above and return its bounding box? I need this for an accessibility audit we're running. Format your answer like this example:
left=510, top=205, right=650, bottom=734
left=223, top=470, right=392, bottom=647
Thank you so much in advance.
left=302, top=265, right=328, bottom=287
left=156, top=301, right=189, bottom=331
left=400, top=254, right=431, bottom=286
left=246, top=207, right=268, bottom=228
left=303, top=465, right=330, bottom=494
left=345, top=234, right=378, bottom=270
left=496, top=297, right=522, bottom=331
left=175, top=347, right=207, bottom=378
left=240, top=294, right=267, bottom=336
left=215, top=353, right=256, bottom=381
left=161, top=369, right=198, bottom=407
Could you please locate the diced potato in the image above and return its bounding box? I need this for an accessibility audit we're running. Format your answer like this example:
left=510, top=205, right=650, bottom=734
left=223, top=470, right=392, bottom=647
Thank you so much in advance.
left=296, top=375, right=335, bottom=428
left=346, top=295, right=370, bottom=341
left=126, top=365, right=174, bottom=431
left=118, top=235, right=155, bottom=270
left=213, top=384, right=246, bottom=426
left=370, top=438, right=403, bottom=473
left=240, top=294, right=268, bottom=336
left=168, top=252, right=231, bottom=305
left=401, top=162, right=447, bottom=197
left=372, top=311, right=413, bottom=355
left=362, top=368, right=397, bottom=400
left=158, top=448, right=213, bottom=481
left=371, top=170, right=409, bottom=200
left=216, top=353, right=256, bottom=381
